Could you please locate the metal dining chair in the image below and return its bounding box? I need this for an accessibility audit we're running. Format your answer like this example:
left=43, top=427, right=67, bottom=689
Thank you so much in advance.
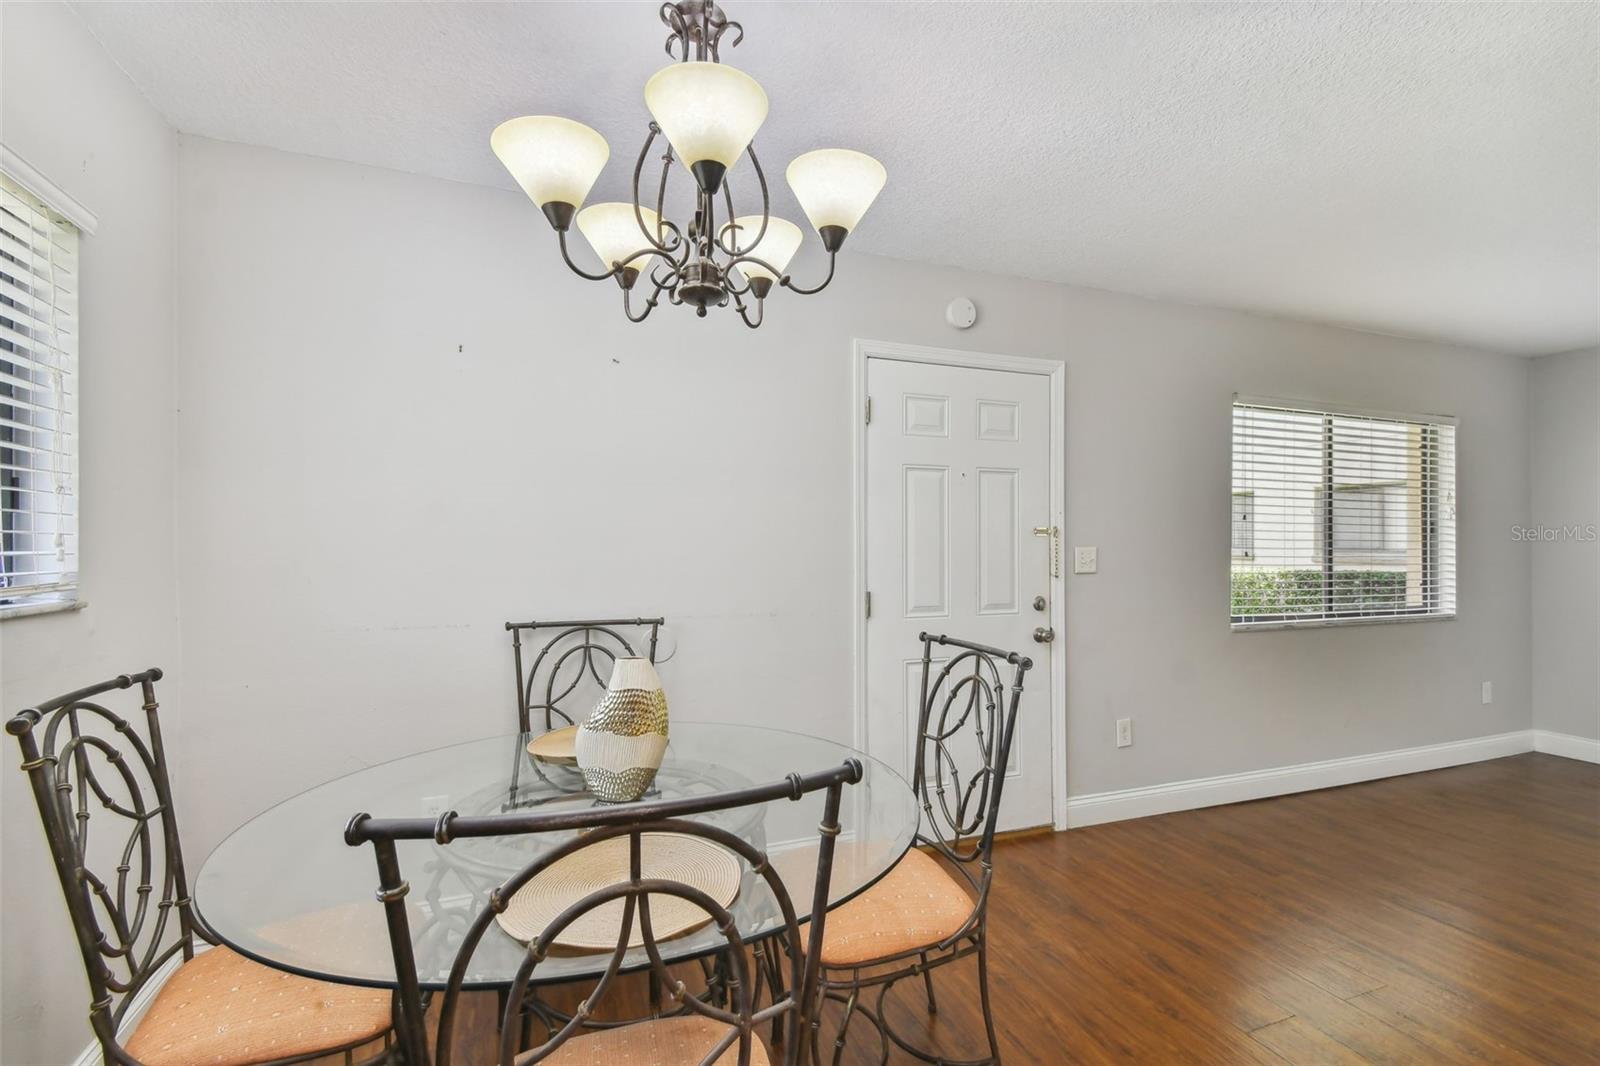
left=815, top=633, right=1032, bottom=1066
left=345, top=759, right=863, bottom=1066
left=6, top=669, right=397, bottom=1066
left=505, top=616, right=667, bottom=732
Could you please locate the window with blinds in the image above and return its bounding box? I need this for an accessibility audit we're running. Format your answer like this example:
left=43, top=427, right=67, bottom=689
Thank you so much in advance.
left=1231, top=397, right=1456, bottom=629
left=1, top=172, right=79, bottom=613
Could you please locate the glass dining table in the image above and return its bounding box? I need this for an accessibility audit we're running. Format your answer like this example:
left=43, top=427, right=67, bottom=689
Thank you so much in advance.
left=194, top=723, right=918, bottom=989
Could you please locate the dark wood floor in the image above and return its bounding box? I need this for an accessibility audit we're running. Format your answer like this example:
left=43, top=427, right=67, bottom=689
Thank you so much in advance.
left=359, top=753, right=1600, bottom=1064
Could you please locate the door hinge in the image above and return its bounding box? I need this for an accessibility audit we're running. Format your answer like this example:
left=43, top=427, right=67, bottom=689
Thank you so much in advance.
left=865, top=590, right=872, bottom=618
left=864, top=396, right=872, bottom=425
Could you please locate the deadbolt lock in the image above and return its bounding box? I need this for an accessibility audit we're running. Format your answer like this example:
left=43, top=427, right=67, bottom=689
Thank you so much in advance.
left=1032, top=595, right=1048, bottom=612
left=1032, top=525, right=1061, bottom=578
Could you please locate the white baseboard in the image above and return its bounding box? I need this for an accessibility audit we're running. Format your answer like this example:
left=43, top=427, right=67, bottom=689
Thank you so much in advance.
left=1532, top=729, right=1600, bottom=763
left=1064, top=729, right=1537, bottom=828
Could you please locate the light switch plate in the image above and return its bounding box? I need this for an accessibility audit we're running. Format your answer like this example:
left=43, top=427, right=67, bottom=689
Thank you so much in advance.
left=1073, top=546, right=1098, bottom=574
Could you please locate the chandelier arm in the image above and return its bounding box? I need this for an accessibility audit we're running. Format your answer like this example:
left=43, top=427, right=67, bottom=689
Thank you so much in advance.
left=667, top=256, right=688, bottom=303
left=632, top=124, right=680, bottom=253
left=722, top=253, right=782, bottom=295
left=715, top=143, right=772, bottom=258
left=746, top=142, right=771, bottom=244
left=658, top=240, right=692, bottom=305
left=623, top=284, right=660, bottom=323
left=655, top=218, right=685, bottom=249
left=716, top=178, right=738, bottom=256
left=618, top=246, right=680, bottom=272
left=557, top=229, right=622, bottom=282
left=733, top=291, right=763, bottom=329
left=780, top=250, right=838, bottom=296
left=723, top=252, right=782, bottom=275
left=653, top=243, right=690, bottom=286
left=626, top=259, right=680, bottom=322
left=653, top=147, right=679, bottom=248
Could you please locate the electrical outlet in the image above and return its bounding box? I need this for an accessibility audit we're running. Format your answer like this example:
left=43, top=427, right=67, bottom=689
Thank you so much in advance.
left=1074, top=546, right=1098, bottom=574
left=1116, top=717, right=1133, bottom=748
left=1481, top=681, right=1492, bottom=705
left=422, top=794, right=450, bottom=818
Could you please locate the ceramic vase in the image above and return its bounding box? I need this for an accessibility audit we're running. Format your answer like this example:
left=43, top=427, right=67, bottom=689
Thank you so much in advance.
left=576, top=657, right=669, bottom=802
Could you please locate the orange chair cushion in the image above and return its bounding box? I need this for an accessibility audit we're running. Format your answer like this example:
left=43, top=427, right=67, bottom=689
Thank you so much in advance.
left=122, top=945, right=391, bottom=1066
left=818, top=847, right=976, bottom=967
left=544, top=1014, right=769, bottom=1065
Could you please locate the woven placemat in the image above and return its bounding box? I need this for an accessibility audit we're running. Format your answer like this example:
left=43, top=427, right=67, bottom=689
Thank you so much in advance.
left=526, top=725, right=579, bottom=765
left=496, top=833, right=741, bottom=951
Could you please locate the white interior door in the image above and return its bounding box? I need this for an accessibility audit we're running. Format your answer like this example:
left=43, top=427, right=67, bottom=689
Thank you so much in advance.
left=863, top=356, right=1057, bottom=832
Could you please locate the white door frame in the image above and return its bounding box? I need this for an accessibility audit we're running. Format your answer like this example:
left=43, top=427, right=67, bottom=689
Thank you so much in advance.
left=851, top=338, right=1069, bottom=832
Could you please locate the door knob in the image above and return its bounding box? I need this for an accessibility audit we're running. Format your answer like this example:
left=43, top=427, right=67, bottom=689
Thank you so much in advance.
left=1032, top=595, right=1048, bottom=612
left=1033, top=626, right=1056, bottom=644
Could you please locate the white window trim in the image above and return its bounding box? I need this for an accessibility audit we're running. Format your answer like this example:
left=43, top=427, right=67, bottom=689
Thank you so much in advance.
left=2, top=596, right=87, bottom=620
left=0, top=145, right=99, bottom=234
left=1, top=150, right=89, bottom=620
left=1229, top=393, right=1458, bottom=632
left=1234, top=393, right=1458, bottom=428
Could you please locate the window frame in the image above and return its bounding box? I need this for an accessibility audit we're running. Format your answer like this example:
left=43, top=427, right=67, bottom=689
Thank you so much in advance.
left=1, top=156, right=90, bottom=620
left=1229, top=394, right=1458, bottom=632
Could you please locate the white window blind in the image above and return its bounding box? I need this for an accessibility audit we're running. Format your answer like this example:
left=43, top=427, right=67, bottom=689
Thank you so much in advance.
left=1, top=172, right=79, bottom=612
left=1231, top=397, right=1456, bottom=629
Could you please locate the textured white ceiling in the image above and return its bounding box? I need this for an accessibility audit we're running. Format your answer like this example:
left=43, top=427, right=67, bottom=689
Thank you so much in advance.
left=70, top=1, right=1598, bottom=355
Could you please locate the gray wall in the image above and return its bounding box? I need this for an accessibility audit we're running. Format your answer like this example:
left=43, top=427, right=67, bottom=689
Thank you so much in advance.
left=0, top=5, right=182, bottom=1063
left=1530, top=347, right=1600, bottom=740
left=172, top=135, right=1533, bottom=861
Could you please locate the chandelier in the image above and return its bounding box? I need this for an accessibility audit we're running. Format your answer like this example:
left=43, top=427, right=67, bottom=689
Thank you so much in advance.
left=490, top=0, right=886, bottom=328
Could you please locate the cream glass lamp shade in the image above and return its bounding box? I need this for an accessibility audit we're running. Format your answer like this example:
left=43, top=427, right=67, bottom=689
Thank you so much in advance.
left=490, top=116, right=609, bottom=216
left=577, top=203, right=661, bottom=272
left=719, top=216, right=803, bottom=282
left=644, top=63, right=768, bottom=189
left=785, top=149, right=887, bottom=237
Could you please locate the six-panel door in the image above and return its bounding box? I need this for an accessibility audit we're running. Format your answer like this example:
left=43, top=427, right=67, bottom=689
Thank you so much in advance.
left=865, top=357, right=1055, bottom=833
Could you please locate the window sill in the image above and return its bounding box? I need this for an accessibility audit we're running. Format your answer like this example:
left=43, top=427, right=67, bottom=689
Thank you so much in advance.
left=1232, top=612, right=1455, bottom=633
left=0, top=598, right=88, bottom=621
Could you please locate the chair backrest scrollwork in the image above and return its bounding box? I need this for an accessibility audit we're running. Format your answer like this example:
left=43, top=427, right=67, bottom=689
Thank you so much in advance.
left=505, top=617, right=666, bottom=732
left=348, top=759, right=862, bottom=1066
left=912, top=632, right=1032, bottom=872
left=7, top=669, right=204, bottom=1059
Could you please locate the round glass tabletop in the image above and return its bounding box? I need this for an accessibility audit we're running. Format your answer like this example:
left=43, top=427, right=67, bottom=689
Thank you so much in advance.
left=195, top=723, right=918, bottom=989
